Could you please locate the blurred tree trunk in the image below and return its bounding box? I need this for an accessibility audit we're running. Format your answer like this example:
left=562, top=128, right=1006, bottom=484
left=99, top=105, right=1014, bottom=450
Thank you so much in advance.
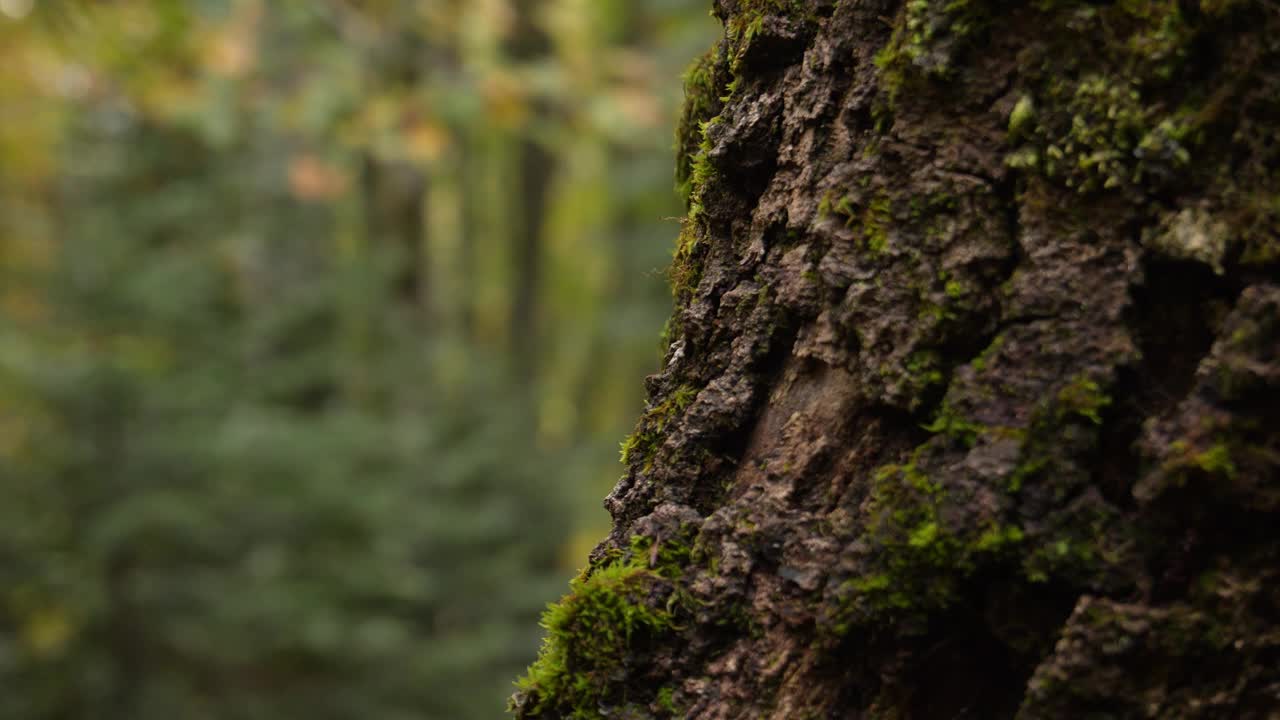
left=509, top=0, right=555, bottom=385
left=361, top=153, right=429, bottom=324
left=512, top=139, right=551, bottom=381
left=456, top=129, right=479, bottom=340
left=361, top=28, right=432, bottom=327
left=512, top=0, right=1280, bottom=717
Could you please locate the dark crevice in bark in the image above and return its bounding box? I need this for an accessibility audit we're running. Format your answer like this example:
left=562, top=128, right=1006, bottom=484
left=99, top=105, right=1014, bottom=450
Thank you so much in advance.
left=1143, top=489, right=1277, bottom=604
left=906, top=576, right=1081, bottom=719
left=1093, top=370, right=1145, bottom=513
left=1127, top=257, right=1239, bottom=419
left=905, top=621, right=1026, bottom=719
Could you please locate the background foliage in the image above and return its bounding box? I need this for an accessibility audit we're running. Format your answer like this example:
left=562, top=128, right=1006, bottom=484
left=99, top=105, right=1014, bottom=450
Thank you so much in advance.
left=0, top=1, right=715, bottom=716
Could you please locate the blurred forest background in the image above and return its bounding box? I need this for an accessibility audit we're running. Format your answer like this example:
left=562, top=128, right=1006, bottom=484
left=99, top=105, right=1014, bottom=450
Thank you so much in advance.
left=0, top=0, right=715, bottom=717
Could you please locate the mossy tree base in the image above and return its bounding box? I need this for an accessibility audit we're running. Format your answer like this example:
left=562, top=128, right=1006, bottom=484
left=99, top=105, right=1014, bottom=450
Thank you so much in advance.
left=514, top=0, right=1280, bottom=717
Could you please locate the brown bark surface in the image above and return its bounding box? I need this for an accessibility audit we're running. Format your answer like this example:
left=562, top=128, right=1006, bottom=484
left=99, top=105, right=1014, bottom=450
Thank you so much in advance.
left=514, top=0, right=1280, bottom=717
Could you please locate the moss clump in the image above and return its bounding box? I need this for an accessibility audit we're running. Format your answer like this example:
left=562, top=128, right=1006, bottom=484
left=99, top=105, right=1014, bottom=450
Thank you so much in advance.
left=513, top=549, right=681, bottom=718
left=969, top=333, right=1005, bottom=372
left=1055, top=375, right=1112, bottom=425
left=904, top=350, right=946, bottom=393
left=683, top=117, right=720, bottom=222
left=1193, top=442, right=1237, bottom=478
left=1001, top=0, right=1217, bottom=193
left=874, top=0, right=994, bottom=97
left=829, top=456, right=962, bottom=625
left=654, top=686, right=679, bottom=715
left=675, top=47, right=729, bottom=203
left=668, top=221, right=705, bottom=303
left=628, top=532, right=695, bottom=581
left=1008, top=95, right=1036, bottom=134
left=619, top=385, right=699, bottom=468
left=724, top=0, right=816, bottom=51
left=1009, top=75, right=1197, bottom=192
left=1163, top=438, right=1239, bottom=481
left=923, top=392, right=1029, bottom=454
left=820, top=191, right=894, bottom=255
left=873, top=0, right=1218, bottom=195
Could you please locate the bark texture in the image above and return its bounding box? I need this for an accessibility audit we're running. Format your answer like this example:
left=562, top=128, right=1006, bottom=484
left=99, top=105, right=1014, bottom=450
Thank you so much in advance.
left=513, top=0, right=1280, bottom=717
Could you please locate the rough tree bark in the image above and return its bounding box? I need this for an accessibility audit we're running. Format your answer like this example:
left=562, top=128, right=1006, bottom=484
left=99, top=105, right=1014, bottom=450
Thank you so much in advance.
left=513, top=0, right=1280, bottom=717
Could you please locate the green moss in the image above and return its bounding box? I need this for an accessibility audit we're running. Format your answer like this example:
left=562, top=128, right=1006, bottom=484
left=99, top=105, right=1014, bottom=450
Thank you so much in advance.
left=737, top=0, right=808, bottom=12
left=684, top=117, right=722, bottom=222
left=833, top=195, right=855, bottom=223
left=970, top=333, right=1006, bottom=373
left=675, top=47, right=728, bottom=202
left=720, top=76, right=741, bottom=102
left=1193, top=442, right=1237, bottom=478
left=826, top=437, right=1036, bottom=635
left=886, top=351, right=943, bottom=413
left=655, top=686, right=678, bottom=714
left=864, top=195, right=892, bottom=253
left=1056, top=375, right=1112, bottom=425
left=908, top=520, right=940, bottom=548
left=516, top=534, right=696, bottom=716
left=873, top=0, right=1216, bottom=194
left=1007, top=454, right=1048, bottom=493
left=826, top=191, right=894, bottom=254
left=668, top=221, right=705, bottom=304
left=618, top=427, right=654, bottom=465
left=874, top=0, right=994, bottom=100
left=834, top=192, right=896, bottom=253
left=629, top=532, right=695, bottom=581
left=1022, top=533, right=1101, bottom=584
left=619, top=384, right=699, bottom=468
left=1008, top=95, right=1036, bottom=135
left=727, top=0, right=812, bottom=32
left=1017, top=75, right=1197, bottom=191
left=975, top=523, right=1025, bottom=552
left=1002, top=0, right=1212, bottom=193
left=719, top=0, right=820, bottom=92
left=826, top=354, right=1124, bottom=633
left=817, top=190, right=836, bottom=218
left=921, top=403, right=986, bottom=447
left=513, top=557, right=678, bottom=718
left=836, top=456, right=960, bottom=618
left=1164, top=438, right=1239, bottom=481
left=829, top=415, right=1111, bottom=627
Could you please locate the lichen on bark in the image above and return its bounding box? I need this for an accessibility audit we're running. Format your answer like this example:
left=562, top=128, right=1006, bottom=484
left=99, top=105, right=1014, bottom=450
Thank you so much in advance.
left=513, top=0, right=1280, bottom=717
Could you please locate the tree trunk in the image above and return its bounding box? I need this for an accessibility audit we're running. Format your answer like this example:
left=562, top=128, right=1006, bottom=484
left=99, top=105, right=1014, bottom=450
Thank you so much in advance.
left=361, top=153, right=429, bottom=324
left=509, top=0, right=555, bottom=385
left=513, top=0, right=1280, bottom=717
